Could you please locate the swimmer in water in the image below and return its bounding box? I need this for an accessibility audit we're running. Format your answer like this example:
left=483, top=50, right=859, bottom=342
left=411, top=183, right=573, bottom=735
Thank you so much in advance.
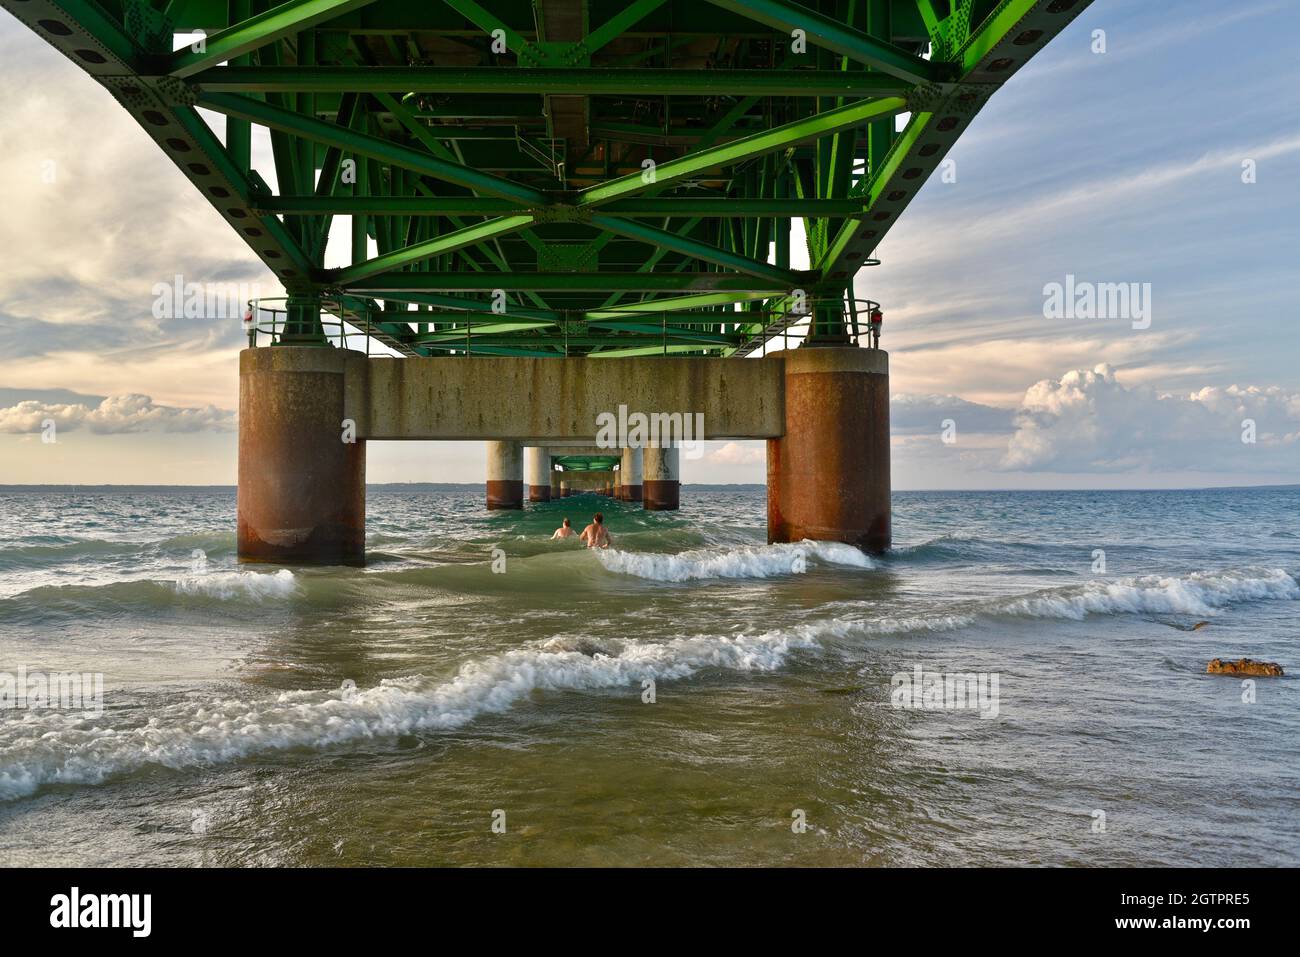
left=580, top=512, right=611, bottom=549
left=551, top=517, right=577, bottom=540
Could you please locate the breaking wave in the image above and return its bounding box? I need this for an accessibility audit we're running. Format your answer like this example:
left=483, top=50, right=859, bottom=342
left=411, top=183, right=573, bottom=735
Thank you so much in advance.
left=596, top=540, right=874, bottom=582
left=0, top=626, right=816, bottom=801
left=171, top=569, right=298, bottom=600
left=0, top=570, right=301, bottom=622
left=1, top=566, right=1292, bottom=801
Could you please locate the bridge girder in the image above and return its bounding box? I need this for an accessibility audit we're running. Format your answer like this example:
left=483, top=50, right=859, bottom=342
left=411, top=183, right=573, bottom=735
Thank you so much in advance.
left=2, top=0, right=1092, bottom=356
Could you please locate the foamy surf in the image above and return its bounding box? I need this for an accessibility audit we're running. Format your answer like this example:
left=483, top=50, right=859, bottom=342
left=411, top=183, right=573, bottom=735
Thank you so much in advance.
left=596, top=540, right=874, bottom=582
left=995, top=567, right=1298, bottom=620
left=0, top=566, right=1291, bottom=802
left=800, top=567, right=1300, bottom=639
left=171, top=569, right=298, bottom=600
left=0, top=626, right=817, bottom=801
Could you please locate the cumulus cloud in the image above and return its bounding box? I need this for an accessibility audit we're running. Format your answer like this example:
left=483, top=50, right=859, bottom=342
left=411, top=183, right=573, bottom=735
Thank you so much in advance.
left=1002, top=365, right=1300, bottom=472
left=707, top=441, right=765, bottom=466
left=0, top=394, right=235, bottom=434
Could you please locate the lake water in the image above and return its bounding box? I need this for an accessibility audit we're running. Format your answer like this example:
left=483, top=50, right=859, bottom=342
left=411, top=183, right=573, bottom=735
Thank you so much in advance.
left=0, top=485, right=1296, bottom=866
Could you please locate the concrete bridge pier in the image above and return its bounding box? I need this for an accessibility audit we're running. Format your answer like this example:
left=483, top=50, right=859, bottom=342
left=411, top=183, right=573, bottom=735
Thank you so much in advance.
left=561, top=480, right=571, bottom=497
left=549, top=470, right=562, bottom=499
left=526, top=447, right=552, bottom=502
left=620, top=447, right=643, bottom=502
left=767, top=348, right=890, bottom=553
left=486, top=440, right=524, bottom=510
left=237, top=347, right=365, bottom=565
left=643, top=445, right=680, bottom=511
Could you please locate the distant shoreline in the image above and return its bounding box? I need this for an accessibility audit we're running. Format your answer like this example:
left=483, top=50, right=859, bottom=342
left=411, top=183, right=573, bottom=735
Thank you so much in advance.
left=1, top=483, right=1297, bottom=493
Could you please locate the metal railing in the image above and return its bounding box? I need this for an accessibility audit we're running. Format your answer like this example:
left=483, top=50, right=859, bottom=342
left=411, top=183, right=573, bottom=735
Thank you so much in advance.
left=244, top=294, right=883, bottom=357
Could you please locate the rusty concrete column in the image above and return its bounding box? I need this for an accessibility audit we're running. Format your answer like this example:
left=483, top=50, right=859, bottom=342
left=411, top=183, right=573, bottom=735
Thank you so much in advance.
left=526, top=446, right=551, bottom=502
left=486, top=440, right=523, bottom=509
left=238, top=347, right=365, bottom=565
left=767, top=347, right=890, bottom=553
left=550, top=470, right=562, bottom=499
left=561, top=479, right=571, bottom=497
left=620, top=446, right=643, bottom=502
left=643, top=444, right=680, bottom=511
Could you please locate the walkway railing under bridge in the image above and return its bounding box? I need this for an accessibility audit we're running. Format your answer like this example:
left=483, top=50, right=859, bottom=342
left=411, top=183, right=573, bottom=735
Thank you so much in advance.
left=244, top=296, right=884, bottom=356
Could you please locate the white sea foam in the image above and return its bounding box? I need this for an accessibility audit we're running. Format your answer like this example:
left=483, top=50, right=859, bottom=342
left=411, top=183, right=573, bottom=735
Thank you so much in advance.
left=797, top=567, right=1300, bottom=639
left=0, top=566, right=1292, bottom=801
left=994, top=568, right=1299, bottom=620
left=0, top=627, right=817, bottom=801
left=171, top=569, right=298, bottom=600
left=596, top=540, right=874, bottom=582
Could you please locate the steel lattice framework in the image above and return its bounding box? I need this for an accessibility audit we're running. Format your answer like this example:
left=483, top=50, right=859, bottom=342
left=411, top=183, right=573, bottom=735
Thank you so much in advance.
left=3, top=0, right=1090, bottom=357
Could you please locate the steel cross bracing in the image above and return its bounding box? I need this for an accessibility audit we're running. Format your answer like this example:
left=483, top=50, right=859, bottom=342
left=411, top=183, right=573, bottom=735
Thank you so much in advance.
left=553, top=454, right=621, bottom=471
left=3, top=0, right=1092, bottom=357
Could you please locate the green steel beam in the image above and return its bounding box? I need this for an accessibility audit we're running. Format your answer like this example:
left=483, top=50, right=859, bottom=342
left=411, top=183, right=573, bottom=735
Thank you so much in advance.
left=590, top=343, right=733, bottom=358
left=584, top=291, right=772, bottom=319
left=197, top=91, right=549, bottom=205
left=344, top=273, right=798, bottom=293
left=254, top=196, right=870, bottom=217
left=604, top=198, right=869, bottom=217
left=960, top=0, right=1047, bottom=71
left=698, top=0, right=944, bottom=83
left=412, top=321, right=558, bottom=342
left=591, top=215, right=803, bottom=285
left=579, top=96, right=907, bottom=206
left=31, top=0, right=139, bottom=63
left=585, top=321, right=737, bottom=345
left=167, top=106, right=316, bottom=276
left=168, top=0, right=382, bottom=78
left=4, top=0, right=1092, bottom=359
left=190, top=66, right=911, bottom=97
left=440, top=0, right=539, bottom=61
left=331, top=215, right=535, bottom=285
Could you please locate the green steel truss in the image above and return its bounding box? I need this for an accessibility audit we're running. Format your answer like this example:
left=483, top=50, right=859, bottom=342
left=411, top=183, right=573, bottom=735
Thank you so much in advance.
left=553, top=454, right=620, bottom=471
left=3, top=0, right=1091, bottom=356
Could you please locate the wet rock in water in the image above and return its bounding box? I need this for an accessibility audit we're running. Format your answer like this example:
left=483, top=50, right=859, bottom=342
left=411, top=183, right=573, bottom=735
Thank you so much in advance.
left=1206, top=657, right=1284, bottom=677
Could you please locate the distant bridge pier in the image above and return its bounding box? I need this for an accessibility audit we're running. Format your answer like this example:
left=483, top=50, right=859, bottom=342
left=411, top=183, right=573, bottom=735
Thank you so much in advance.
left=620, top=447, right=643, bottom=502
left=643, top=445, right=681, bottom=511
left=549, top=470, right=562, bottom=500
left=526, top=447, right=552, bottom=502
left=767, top=348, right=890, bottom=553
left=237, top=348, right=365, bottom=566
left=486, top=441, right=524, bottom=510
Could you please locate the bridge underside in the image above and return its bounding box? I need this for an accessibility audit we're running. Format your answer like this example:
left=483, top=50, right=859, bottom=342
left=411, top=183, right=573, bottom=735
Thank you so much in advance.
left=4, top=0, right=1090, bottom=561
left=5, top=0, right=1089, bottom=356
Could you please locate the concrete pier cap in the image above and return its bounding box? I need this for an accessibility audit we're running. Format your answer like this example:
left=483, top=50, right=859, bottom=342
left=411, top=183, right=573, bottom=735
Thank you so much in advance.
left=767, top=346, right=890, bottom=553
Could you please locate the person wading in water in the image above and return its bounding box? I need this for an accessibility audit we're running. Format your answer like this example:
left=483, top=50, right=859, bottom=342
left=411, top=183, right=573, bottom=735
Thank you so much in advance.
left=580, top=513, right=611, bottom=549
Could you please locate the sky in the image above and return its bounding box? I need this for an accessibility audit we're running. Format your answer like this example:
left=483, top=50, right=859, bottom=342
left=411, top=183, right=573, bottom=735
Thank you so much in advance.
left=1, top=0, right=1297, bottom=488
